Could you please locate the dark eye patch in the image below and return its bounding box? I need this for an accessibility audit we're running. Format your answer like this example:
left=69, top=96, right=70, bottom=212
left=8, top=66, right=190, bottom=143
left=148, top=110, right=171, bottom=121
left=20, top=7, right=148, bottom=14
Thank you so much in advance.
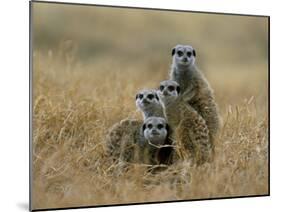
left=177, top=50, right=183, bottom=56
left=147, top=124, right=153, bottom=129
left=157, top=124, right=164, bottom=129
left=147, top=94, right=154, bottom=100
left=186, top=51, right=192, bottom=57
left=138, top=94, right=143, bottom=99
left=168, top=86, right=175, bottom=92
left=159, top=85, right=164, bottom=91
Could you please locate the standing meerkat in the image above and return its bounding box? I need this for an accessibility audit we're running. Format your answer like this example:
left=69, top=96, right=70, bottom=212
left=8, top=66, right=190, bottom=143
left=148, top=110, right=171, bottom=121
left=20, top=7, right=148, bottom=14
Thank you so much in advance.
left=157, top=80, right=212, bottom=165
left=169, top=44, right=221, bottom=145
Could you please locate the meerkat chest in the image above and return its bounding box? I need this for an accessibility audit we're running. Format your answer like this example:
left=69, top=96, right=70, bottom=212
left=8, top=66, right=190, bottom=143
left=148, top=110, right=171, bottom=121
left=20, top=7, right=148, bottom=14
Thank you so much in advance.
left=172, top=73, right=188, bottom=92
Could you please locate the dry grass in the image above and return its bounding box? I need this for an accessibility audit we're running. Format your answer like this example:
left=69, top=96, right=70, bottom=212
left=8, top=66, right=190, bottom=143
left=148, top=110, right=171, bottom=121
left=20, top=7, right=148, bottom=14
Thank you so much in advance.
left=32, top=49, right=268, bottom=210
left=31, top=2, right=268, bottom=210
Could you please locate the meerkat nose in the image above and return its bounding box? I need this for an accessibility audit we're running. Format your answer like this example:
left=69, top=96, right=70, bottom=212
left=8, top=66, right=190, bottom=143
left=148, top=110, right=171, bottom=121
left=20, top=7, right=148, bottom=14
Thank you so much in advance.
left=183, top=58, right=188, bottom=62
left=163, top=90, right=168, bottom=95
left=152, top=129, right=158, bottom=134
left=142, top=99, right=149, bottom=104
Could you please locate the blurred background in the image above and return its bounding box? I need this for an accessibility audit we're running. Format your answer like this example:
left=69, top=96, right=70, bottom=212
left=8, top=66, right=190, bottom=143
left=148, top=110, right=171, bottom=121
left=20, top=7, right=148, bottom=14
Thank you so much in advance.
left=32, top=2, right=268, bottom=108
left=33, top=2, right=268, bottom=66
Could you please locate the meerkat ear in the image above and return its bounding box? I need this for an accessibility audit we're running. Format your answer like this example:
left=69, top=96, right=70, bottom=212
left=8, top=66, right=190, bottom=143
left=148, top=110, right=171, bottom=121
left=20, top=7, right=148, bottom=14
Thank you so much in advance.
left=142, top=123, right=146, bottom=132
left=135, top=94, right=138, bottom=100
left=176, top=86, right=180, bottom=94
left=192, top=49, right=196, bottom=57
left=172, top=48, right=176, bottom=56
left=155, top=93, right=159, bottom=101
left=165, top=124, right=170, bottom=133
left=165, top=124, right=171, bottom=142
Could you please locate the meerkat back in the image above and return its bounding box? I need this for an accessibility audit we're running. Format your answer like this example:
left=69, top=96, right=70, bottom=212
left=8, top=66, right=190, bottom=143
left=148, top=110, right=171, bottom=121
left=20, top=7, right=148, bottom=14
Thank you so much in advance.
left=105, top=118, right=143, bottom=163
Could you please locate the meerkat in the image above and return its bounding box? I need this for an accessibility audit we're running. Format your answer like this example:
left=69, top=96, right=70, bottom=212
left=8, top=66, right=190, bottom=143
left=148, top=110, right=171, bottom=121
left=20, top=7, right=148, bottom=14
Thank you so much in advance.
left=140, top=116, right=173, bottom=165
left=106, top=117, right=173, bottom=166
left=106, top=89, right=167, bottom=165
left=157, top=80, right=212, bottom=165
left=135, top=90, right=173, bottom=165
left=169, top=44, right=221, bottom=145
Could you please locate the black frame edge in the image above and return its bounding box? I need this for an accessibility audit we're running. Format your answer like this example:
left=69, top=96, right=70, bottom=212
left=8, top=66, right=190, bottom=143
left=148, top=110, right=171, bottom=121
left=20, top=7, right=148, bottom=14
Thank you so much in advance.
left=267, top=16, right=270, bottom=196
left=29, top=0, right=33, bottom=211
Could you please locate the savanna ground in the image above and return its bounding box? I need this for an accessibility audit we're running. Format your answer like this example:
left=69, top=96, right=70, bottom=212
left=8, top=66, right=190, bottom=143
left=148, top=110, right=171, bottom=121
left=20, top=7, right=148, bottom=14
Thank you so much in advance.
left=31, top=2, right=269, bottom=210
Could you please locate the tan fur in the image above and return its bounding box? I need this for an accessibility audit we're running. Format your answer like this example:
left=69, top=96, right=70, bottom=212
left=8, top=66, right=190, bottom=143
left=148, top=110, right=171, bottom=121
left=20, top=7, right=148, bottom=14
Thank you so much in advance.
left=171, top=65, right=221, bottom=147
left=105, top=118, right=173, bottom=166
left=105, top=118, right=143, bottom=163
left=164, top=97, right=212, bottom=165
left=184, top=70, right=221, bottom=146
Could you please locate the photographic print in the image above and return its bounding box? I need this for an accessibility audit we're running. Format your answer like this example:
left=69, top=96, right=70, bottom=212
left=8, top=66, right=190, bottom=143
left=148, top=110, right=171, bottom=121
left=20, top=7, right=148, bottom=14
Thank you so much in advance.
left=30, top=1, right=269, bottom=211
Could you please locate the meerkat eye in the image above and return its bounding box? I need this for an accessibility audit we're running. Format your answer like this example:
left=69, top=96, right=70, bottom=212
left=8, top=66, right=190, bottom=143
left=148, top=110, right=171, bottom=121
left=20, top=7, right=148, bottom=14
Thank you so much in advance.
left=177, top=50, right=183, bottom=56
left=147, top=124, right=153, bottom=129
left=138, top=94, right=143, bottom=99
left=147, top=94, right=154, bottom=100
left=168, top=86, right=175, bottom=92
left=159, top=85, right=164, bottom=91
left=157, top=124, right=164, bottom=129
left=186, top=51, right=192, bottom=57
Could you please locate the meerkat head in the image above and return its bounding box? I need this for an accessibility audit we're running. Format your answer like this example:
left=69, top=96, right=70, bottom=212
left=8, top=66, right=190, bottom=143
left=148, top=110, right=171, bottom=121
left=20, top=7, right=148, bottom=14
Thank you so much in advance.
left=136, top=89, right=161, bottom=113
left=171, top=44, right=196, bottom=68
left=142, top=117, right=169, bottom=146
left=157, top=80, right=180, bottom=106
